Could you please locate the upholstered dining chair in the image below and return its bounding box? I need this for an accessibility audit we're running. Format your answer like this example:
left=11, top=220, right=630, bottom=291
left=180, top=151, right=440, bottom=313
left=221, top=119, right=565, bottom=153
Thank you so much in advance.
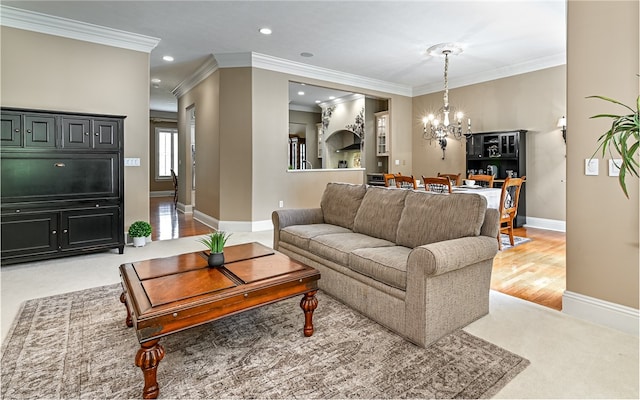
left=498, top=176, right=525, bottom=250
left=422, top=176, right=452, bottom=193
left=437, top=172, right=462, bottom=187
left=394, top=174, right=417, bottom=189
left=383, top=173, right=396, bottom=187
left=170, top=168, right=178, bottom=206
left=468, top=174, right=494, bottom=188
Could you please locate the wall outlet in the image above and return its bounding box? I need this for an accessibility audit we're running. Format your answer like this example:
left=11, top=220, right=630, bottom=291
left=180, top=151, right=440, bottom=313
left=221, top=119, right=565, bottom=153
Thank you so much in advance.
left=395, top=159, right=400, bottom=165
left=279, top=200, right=284, bottom=208
left=585, top=158, right=598, bottom=176
left=608, top=159, right=622, bottom=177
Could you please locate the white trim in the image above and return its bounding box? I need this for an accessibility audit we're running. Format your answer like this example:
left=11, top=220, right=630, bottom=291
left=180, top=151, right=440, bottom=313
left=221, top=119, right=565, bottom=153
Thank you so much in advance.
left=193, top=210, right=273, bottom=232
left=176, top=201, right=193, bottom=214
left=150, top=191, right=174, bottom=198
left=563, top=291, right=639, bottom=336
left=524, top=217, right=566, bottom=232
left=172, top=55, right=219, bottom=98
left=0, top=5, right=160, bottom=53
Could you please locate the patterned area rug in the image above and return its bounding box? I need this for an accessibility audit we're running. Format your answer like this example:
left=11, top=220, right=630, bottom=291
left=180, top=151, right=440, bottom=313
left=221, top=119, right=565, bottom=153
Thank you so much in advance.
left=499, top=234, right=531, bottom=251
left=1, top=284, right=529, bottom=399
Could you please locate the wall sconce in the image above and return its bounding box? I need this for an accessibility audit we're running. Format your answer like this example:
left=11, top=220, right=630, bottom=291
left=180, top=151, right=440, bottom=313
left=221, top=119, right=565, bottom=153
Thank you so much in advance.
left=557, top=116, right=566, bottom=143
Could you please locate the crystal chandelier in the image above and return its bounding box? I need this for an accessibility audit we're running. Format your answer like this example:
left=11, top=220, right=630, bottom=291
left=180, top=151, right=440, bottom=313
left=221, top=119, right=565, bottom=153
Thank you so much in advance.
left=422, top=43, right=472, bottom=159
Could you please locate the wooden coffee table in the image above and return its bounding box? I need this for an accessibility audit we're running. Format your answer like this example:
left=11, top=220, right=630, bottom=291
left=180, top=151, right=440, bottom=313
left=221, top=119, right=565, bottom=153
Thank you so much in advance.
left=119, top=242, right=320, bottom=399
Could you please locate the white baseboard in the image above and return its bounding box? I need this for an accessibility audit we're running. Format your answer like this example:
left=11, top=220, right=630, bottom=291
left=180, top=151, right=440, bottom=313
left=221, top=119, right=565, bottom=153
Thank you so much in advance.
left=563, top=291, right=639, bottom=336
left=150, top=190, right=174, bottom=198
left=193, top=210, right=272, bottom=232
left=176, top=201, right=193, bottom=214
left=524, top=217, right=566, bottom=232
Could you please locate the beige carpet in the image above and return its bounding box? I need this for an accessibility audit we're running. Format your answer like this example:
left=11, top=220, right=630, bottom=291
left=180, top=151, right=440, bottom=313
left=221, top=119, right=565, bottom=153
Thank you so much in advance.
left=1, top=283, right=529, bottom=399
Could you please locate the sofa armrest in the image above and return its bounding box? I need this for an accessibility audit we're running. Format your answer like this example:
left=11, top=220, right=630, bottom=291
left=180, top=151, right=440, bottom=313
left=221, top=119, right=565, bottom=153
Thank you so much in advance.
left=272, top=208, right=324, bottom=250
left=407, top=236, right=499, bottom=277
left=480, top=208, right=500, bottom=238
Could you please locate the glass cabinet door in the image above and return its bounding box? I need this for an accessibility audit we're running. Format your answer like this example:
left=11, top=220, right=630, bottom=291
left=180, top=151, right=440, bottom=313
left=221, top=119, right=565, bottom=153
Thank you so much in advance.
left=375, top=111, right=389, bottom=156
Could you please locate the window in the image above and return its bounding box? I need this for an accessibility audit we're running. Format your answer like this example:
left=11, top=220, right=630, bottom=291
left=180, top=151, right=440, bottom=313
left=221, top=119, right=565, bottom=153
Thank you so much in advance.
left=156, top=128, right=178, bottom=179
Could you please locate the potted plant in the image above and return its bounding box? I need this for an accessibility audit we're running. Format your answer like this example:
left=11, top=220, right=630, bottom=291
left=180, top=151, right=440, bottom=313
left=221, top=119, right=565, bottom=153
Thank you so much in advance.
left=198, top=231, right=232, bottom=267
left=587, top=93, right=639, bottom=198
left=128, top=221, right=152, bottom=247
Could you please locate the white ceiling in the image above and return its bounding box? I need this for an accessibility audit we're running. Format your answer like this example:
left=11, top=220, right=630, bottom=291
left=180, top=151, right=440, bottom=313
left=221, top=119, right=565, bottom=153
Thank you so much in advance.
left=1, top=1, right=566, bottom=113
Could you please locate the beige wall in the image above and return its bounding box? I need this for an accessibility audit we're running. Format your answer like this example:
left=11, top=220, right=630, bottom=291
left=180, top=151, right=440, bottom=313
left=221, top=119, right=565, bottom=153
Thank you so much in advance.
left=566, top=0, right=639, bottom=308
left=177, top=71, right=221, bottom=217
left=0, top=27, right=151, bottom=229
left=412, top=65, right=567, bottom=222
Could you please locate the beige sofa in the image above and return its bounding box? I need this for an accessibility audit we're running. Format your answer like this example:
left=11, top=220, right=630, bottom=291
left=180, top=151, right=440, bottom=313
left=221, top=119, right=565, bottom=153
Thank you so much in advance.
left=272, top=182, right=500, bottom=347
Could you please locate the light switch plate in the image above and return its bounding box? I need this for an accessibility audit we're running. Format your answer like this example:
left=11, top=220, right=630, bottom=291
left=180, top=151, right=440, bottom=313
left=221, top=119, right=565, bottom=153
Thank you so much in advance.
left=609, top=159, right=622, bottom=176
left=124, top=158, right=140, bottom=167
left=585, top=158, right=598, bottom=176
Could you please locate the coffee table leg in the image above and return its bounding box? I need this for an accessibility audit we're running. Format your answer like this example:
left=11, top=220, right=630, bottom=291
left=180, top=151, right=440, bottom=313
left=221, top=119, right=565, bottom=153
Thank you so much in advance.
left=135, top=339, right=165, bottom=399
left=300, top=290, right=318, bottom=337
left=119, top=291, right=133, bottom=327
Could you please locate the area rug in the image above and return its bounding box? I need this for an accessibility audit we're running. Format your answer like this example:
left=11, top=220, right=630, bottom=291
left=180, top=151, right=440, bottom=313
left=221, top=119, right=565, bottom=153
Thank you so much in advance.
left=1, top=284, right=529, bottom=399
left=499, top=234, right=531, bottom=251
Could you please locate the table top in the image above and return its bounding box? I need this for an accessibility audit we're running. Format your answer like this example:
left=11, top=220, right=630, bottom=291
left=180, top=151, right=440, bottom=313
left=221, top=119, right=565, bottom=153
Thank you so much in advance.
left=452, top=187, right=502, bottom=209
left=119, top=241, right=320, bottom=342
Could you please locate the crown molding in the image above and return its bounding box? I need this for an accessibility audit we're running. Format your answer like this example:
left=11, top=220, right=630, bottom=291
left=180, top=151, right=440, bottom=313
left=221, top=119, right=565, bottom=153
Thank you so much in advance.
left=413, top=52, right=566, bottom=96
left=0, top=5, right=160, bottom=53
left=172, top=55, right=219, bottom=98
left=251, top=52, right=413, bottom=97
left=319, top=93, right=364, bottom=109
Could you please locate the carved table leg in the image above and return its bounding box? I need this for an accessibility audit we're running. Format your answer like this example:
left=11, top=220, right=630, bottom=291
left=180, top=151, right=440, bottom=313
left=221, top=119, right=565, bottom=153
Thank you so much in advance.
left=300, top=290, right=318, bottom=337
left=120, top=291, right=133, bottom=327
left=135, top=339, right=165, bottom=399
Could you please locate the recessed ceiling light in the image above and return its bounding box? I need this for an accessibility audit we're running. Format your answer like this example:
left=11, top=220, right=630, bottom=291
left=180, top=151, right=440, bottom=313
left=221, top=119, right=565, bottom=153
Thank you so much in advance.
left=162, top=55, right=174, bottom=62
left=315, top=100, right=321, bottom=104
left=298, top=91, right=305, bottom=96
left=151, top=78, right=161, bottom=83
left=300, top=52, right=314, bottom=57
left=329, top=96, right=335, bottom=100
left=152, top=84, right=160, bottom=89
left=259, top=27, right=272, bottom=35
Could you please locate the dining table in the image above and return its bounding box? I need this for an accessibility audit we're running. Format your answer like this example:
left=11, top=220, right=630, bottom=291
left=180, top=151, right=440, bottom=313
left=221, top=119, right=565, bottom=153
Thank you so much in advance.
left=451, top=186, right=502, bottom=209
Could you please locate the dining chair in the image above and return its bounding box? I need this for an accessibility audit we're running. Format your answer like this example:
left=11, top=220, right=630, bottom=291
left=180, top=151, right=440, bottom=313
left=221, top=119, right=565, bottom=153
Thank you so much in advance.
left=383, top=173, right=396, bottom=187
left=422, top=176, right=452, bottom=193
left=437, top=172, right=461, bottom=187
left=394, top=174, right=417, bottom=189
left=497, top=176, right=525, bottom=250
left=170, top=168, right=178, bottom=206
left=468, top=174, right=494, bottom=188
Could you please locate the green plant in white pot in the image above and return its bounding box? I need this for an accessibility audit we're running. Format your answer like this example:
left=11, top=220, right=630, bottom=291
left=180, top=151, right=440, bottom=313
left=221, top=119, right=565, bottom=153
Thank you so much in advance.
left=128, top=221, right=152, bottom=247
left=198, top=231, right=231, bottom=267
left=588, top=94, right=639, bottom=198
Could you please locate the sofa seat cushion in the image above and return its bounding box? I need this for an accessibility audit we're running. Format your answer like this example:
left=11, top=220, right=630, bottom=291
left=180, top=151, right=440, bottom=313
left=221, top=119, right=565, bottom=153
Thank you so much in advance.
left=309, top=233, right=395, bottom=266
left=353, top=186, right=408, bottom=243
left=321, top=183, right=367, bottom=230
left=396, top=191, right=487, bottom=248
left=280, top=224, right=352, bottom=251
left=349, top=246, right=412, bottom=291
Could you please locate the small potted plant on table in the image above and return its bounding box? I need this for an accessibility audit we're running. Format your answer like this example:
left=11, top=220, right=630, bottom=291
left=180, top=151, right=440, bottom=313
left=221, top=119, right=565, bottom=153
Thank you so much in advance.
left=198, top=231, right=232, bottom=267
left=128, top=221, right=152, bottom=247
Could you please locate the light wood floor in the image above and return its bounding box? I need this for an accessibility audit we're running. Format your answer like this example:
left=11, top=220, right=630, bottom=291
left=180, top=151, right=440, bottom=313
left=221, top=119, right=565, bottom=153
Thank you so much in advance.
left=149, top=197, right=566, bottom=311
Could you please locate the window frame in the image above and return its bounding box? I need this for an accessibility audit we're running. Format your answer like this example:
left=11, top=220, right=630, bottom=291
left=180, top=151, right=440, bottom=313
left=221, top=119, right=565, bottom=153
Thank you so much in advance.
left=155, top=127, right=178, bottom=181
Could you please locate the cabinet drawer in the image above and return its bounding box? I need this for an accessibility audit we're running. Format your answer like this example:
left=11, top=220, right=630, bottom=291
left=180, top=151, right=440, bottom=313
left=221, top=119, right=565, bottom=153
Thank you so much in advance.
left=1, top=153, right=120, bottom=202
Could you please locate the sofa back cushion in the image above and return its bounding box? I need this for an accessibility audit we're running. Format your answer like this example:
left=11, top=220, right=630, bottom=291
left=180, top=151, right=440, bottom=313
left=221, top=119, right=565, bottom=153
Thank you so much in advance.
left=353, top=186, right=408, bottom=242
left=320, top=182, right=367, bottom=230
left=396, top=192, right=487, bottom=248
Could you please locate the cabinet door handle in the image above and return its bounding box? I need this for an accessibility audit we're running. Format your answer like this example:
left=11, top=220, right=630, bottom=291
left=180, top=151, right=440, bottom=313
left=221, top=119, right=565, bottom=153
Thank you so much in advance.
left=26, top=129, right=32, bottom=133
left=52, top=230, right=57, bottom=234
left=84, top=132, right=90, bottom=136
left=14, top=129, right=19, bottom=133
left=63, top=229, right=68, bottom=233
left=95, top=132, right=99, bottom=136
left=54, top=163, right=66, bottom=167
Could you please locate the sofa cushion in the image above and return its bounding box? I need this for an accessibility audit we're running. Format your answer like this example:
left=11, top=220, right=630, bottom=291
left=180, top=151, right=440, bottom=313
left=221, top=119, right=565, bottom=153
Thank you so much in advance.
left=353, top=186, right=408, bottom=243
left=280, top=224, right=352, bottom=251
left=309, top=232, right=395, bottom=266
left=320, top=183, right=367, bottom=230
left=349, top=246, right=412, bottom=290
left=396, top=191, right=487, bottom=248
